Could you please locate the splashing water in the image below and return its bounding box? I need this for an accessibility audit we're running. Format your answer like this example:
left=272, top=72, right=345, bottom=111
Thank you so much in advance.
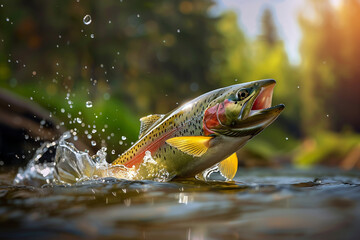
left=14, top=141, right=57, bottom=186
left=195, top=163, right=219, bottom=181
left=14, top=132, right=172, bottom=185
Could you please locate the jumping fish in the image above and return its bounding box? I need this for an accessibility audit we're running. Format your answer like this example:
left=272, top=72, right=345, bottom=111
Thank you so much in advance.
left=55, top=79, right=284, bottom=182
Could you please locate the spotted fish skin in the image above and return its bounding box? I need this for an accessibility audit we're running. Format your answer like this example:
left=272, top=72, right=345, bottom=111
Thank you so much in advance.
left=112, top=87, right=227, bottom=174
left=110, top=79, right=284, bottom=180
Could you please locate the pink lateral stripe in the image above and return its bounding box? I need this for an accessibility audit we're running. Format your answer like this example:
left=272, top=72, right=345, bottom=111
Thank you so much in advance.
left=124, top=128, right=178, bottom=168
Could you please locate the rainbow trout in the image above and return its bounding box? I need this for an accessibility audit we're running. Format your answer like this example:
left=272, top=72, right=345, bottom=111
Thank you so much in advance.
left=55, top=79, right=284, bottom=182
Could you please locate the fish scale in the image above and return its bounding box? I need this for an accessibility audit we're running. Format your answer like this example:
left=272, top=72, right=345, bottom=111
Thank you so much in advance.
left=111, top=89, right=223, bottom=172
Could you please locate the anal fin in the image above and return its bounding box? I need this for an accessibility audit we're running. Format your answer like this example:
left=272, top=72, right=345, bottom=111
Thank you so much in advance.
left=219, top=153, right=238, bottom=181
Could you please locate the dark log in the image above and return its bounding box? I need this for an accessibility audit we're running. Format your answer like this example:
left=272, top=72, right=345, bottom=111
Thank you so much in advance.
left=0, top=88, right=91, bottom=167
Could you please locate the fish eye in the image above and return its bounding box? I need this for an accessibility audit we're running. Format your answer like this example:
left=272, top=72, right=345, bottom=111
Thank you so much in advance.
left=237, top=89, right=249, bottom=100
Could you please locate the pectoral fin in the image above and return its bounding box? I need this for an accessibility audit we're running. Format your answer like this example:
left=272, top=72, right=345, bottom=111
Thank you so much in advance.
left=166, top=136, right=213, bottom=157
left=219, top=153, right=238, bottom=181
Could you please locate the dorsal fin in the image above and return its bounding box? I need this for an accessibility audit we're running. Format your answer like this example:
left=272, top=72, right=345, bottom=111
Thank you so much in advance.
left=139, top=114, right=165, bottom=138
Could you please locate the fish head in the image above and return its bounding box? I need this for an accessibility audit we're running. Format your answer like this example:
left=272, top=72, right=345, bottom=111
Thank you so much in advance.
left=166, top=79, right=285, bottom=179
left=203, top=79, right=285, bottom=137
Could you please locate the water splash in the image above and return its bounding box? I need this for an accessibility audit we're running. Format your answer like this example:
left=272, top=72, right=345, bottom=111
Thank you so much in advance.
left=14, top=132, right=172, bottom=185
left=14, top=141, right=57, bottom=185
left=135, top=151, right=172, bottom=182
left=195, top=163, right=219, bottom=181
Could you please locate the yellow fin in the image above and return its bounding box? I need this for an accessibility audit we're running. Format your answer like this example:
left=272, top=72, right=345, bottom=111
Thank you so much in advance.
left=166, top=136, right=212, bottom=157
left=139, top=114, right=165, bottom=138
left=219, top=153, right=238, bottom=181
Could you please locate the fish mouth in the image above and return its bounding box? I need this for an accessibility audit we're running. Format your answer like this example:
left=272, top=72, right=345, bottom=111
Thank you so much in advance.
left=247, top=79, right=284, bottom=118
left=231, top=79, right=284, bottom=133
left=205, top=79, right=284, bottom=137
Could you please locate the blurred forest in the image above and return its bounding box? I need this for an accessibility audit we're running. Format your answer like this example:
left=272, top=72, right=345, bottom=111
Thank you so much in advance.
left=0, top=0, right=359, bottom=168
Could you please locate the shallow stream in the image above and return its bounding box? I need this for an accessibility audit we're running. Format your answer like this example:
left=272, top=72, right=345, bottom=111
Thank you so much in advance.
left=1, top=166, right=359, bottom=240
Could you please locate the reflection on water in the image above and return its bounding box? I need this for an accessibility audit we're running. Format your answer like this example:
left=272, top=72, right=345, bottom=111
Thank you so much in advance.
left=1, top=167, right=360, bottom=240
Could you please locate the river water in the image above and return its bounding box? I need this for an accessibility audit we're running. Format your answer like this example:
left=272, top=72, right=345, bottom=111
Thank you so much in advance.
left=1, top=166, right=359, bottom=240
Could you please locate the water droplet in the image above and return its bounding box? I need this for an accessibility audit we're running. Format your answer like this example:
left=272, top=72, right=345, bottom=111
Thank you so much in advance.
left=297, top=85, right=300, bottom=89
left=91, top=140, right=96, bottom=146
left=137, top=14, right=140, bottom=18
left=90, top=33, right=94, bottom=38
left=83, top=15, right=92, bottom=25
left=119, top=140, right=123, bottom=145
left=121, top=136, right=126, bottom=140
left=108, top=20, right=112, bottom=24
left=87, top=134, right=92, bottom=139
left=60, top=108, right=65, bottom=113
left=177, top=29, right=181, bottom=33
left=86, top=101, right=93, bottom=108
left=30, top=97, right=33, bottom=100
left=326, top=114, right=329, bottom=118
left=24, top=135, right=29, bottom=140
left=111, top=150, right=115, bottom=154
left=285, top=137, right=289, bottom=141
left=76, top=118, right=82, bottom=124
left=6, top=18, right=9, bottom=22
left=92, top=129, right=97, bottom=134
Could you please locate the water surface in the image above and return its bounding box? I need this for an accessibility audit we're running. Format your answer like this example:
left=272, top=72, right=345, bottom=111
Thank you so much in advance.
left=1, top=167, right=359, bottom=240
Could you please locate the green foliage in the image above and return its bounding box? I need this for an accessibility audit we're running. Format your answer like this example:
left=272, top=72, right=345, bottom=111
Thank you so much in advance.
left=294, top=131, right=360, bottom=167
left=1, top=0, right=359, bottom=167
left=299, top=0, right=360, bottom=134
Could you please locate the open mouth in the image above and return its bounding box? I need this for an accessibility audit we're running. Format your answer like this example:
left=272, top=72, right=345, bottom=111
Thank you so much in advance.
left=247, top=81, right=284, bottom=118
left=251, top=83, right=275, bottom=111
